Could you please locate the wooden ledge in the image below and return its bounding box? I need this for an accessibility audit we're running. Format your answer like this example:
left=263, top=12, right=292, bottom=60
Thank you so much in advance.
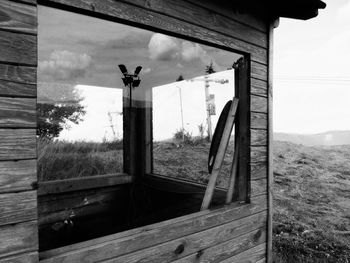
left=37, top=173, right=133, bottom=196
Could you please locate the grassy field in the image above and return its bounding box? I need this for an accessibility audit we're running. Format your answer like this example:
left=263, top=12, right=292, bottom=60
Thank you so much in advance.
left=273, top=141, right=350, bottom=262
left=37, top=138, right=123, bottom=181
left=38, top=138, right=350, bottom=262
left=154, top=140, right=350, bottom=262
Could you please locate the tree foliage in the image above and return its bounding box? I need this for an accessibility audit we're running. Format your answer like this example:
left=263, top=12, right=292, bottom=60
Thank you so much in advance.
left=37, top=102, right=86, bottom=139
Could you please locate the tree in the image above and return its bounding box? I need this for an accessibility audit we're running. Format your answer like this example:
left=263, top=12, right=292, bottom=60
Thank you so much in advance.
left=37, top=102, right=86, bottom=139
left=205, top=61, right=216, bottom=75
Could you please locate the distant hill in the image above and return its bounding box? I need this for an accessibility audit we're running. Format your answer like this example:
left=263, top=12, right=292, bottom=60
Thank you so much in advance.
left=274, top=130, right=350, bottom=146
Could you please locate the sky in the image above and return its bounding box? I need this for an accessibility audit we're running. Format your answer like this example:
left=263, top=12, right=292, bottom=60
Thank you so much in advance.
left=38, top=6, right=240, bottom=142
left=273, top=0, right=350, bottom=134
left=38, top=2, right=350, bottom=142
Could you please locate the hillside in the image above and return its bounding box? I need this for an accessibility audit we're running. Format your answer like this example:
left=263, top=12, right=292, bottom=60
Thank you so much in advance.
left=274, top=130, right=350, bottom=146
left=273, top=141, right=350, bottom=262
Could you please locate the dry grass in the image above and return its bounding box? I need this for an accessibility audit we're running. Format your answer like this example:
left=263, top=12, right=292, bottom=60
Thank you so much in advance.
left=37, top=137, right=350, bottom=261
left=273, top=141, right=350, bottom=262
left=38, top=138, right=123, bottom=181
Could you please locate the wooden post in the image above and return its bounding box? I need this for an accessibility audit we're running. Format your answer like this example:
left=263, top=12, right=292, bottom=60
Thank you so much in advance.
left=225, top=140, right=239, bottom=204
left=234, top=57, right=251, bottom=202
left=267, top=18, right=279, bottom=263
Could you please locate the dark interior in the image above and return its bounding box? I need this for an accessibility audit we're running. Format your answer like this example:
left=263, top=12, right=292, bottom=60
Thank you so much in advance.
left=38, top=175, right=227, bottom=251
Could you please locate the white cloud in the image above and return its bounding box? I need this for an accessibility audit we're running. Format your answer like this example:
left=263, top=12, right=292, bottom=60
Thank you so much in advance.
left=39, top=50, right=92, bottom=80
left=148, top=33, right=219, bottom=68
left=181, top=42, right=206, bottom=61
left=337, top=1, right=350, bottom=22
left=142, top=67, right=152, bottom=74
left=148, top=33, right=179, bottom=60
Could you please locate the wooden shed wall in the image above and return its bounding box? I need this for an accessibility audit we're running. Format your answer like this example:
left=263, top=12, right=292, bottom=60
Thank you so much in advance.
left=0, top=0, right=271, bottom=262
left=0, top=0, right=38, bottom=262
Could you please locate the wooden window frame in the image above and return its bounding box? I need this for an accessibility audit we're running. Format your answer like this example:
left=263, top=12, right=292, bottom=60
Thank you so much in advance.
left=36, top=0, right=252, bottom=258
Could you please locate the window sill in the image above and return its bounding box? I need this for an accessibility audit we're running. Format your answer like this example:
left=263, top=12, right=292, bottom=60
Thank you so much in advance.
left=37, top=173, right=133, bottom=196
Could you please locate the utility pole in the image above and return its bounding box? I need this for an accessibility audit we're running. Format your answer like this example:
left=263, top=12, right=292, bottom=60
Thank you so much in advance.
left=176, top=75, right=185, bottom=142
left=204, top=74, right=213, bottom=140
left=205, top=62, right=215, bottom=140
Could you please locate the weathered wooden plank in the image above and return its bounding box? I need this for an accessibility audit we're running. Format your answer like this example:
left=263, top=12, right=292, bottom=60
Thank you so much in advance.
left=251, top=179, right=267, bottom=197
left=40, top=0, right=267, bottom=64
left=220, top=242, right=266, bottom=263
left=235, top=57, right=250, bottom=201
left=101, top=213, right=267, bottom=263
left=9, top=0, right=37, bottom=5
left=251, top=146, right=267, bottom=163
left=251, top=162, right=267, bottom=180
left=173, top=229, right=266, bottom=263
left=0, top=252, right=38, bottom=263
left=0, top=129, right=36, bottom=160
left=0, top=190, right=37, bottom=226
left=0, top=220, right=38, bottom=258
left=38, top=174, right=133, bottom=196
left=0, top=79, right=36, bottom=97
left=0, top=0, right=37, bottom=35
left=0, top=97, right=35, bottom=127
left=38, top=185, right=128, bottom=225
left=0, top=64, right=36, bottom=84
left=251, top=112, right=267, bottom=129
left=251, top=78, right=267, bottom=97
left=40, top=198, right=267, bottom=262
left=120, top=0, right=267, bottom=48
left=251, top=95, right=267, bottom=113
left=251, top=129, right=267, bottom=146
left=267, top=21, right=276, bottom=263
left=0, top=159, right=36, bottom=193
left=251, top=61, right=268, bottom=81
left=0, top=31, right=36, bottom=65
left=185, top=0, right=268, bottom=32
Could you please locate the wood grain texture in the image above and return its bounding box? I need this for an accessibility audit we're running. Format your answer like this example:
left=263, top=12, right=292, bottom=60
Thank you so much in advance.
left=0, top=129, right=36, bottom=160
left=10, top=0, right=37, bottom=5
left=100, top=212, right=267, bottom=263
left=251, top=179, right=267, bottom=197
left=172, top=228, right=266, bottom=263
left=0, top=159, right=36, bottom=193
left=251, top=112, right=267, bottom=129
left=0, top=64, right=36, bottom=84
left=0, top=252, right=38, bottom=263
left=251, top=146, right=267, bottom=163
left=251, top=129, right=267, bottom=146
left=251, top=61, right=268, bottom=81
left=0, top=79, right=36, bottom=97
left=38, top=185, right=128, bottom=225
left=251, top=95, right=267, bottom=113
left=120, top=0, right=267, bottom=48
left=0, top=0, right=37, bottom=34
left=185, top=0, right=268, bottom=32
left=251, top=78, right=267, bottom=97
left=0, top=30, right=36, bottom=65
left=38, top=174, right=133, bottom=195
left=40, top=198, right=267, bottom=262
left=267, top=21, right=275, bottom=263
left=0, top=97, right=35, bottom=127
left=40, top=0, right=267, bottom=64
left=0, top=190, right=37, bottom=226
left=0, top=220, right=38, bottom=258
left=220, top=242, right=266, bottom=263
left=251, top=163, right=267, bottom=180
